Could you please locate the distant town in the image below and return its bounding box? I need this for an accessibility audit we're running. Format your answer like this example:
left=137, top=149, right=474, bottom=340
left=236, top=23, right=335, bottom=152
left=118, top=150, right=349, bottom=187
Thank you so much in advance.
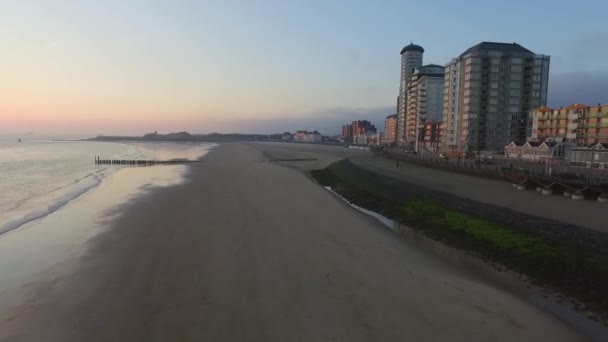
left=92, top=41, right=608, bottom=170
left=310, top=41, right=607, bottom=170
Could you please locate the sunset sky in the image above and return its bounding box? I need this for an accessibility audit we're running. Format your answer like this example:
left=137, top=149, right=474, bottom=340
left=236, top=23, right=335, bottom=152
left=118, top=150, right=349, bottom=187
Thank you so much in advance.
left=1, top=0, right=607, bottom=137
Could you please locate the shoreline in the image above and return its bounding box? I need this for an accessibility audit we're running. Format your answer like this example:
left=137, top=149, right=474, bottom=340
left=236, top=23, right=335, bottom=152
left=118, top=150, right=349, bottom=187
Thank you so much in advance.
left=0, top=142, right=215, bottom=314
left=1, top=143, right=589, bottom=341
left=0, top=141, right=214, bottom=237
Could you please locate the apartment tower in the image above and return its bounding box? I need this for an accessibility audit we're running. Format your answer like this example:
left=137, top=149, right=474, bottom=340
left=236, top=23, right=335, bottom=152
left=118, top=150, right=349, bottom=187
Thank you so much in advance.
left=384, top=114, right=398, bottom=144
left=405, top=64, right=445, bottom=148
left=442, top=42, right=550, bottom=153
left=397, top=43, right=424, bottom=146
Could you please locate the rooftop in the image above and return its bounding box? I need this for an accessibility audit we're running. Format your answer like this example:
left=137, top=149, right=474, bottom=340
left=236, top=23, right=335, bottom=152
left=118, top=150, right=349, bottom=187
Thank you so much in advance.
left=460, top=42, right=533, bottom=57
left=400, top=42, right=424, bottom=54
left=565, top=103, right=589, bottom=110
left=385, top=114, right=398, bottom=119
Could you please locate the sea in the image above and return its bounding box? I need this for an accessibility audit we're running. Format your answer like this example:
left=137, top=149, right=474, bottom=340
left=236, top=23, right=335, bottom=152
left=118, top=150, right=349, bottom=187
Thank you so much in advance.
left=0, top=139, right=214, bottom=236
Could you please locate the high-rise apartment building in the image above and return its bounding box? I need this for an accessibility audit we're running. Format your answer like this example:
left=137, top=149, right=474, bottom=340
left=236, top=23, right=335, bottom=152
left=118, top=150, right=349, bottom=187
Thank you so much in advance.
left=384, top=114, right=398, bottom=144
left=352, top=120, right=376, bottom=135
left=342, top=124, right=353, bottom=143
left=405, top=64, right=445, bottom=148
left=442, top=42, right=550, bottom=153
left=397, top=43, right=424, bottom=146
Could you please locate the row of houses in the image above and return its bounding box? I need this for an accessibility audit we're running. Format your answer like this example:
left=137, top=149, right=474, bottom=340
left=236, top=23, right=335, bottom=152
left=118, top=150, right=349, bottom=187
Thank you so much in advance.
left=504, top=141, right=608, bottom=169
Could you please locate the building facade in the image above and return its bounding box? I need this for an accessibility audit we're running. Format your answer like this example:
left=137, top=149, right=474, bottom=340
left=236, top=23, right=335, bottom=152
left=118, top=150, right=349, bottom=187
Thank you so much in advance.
left=352, top=120, right=376, bottom=135
left=384, top=114, right=398, bottom=144
left=293, top=130, right=322, bottom=143
left=530, top=103, right=608, bottom=145
left=397, top=43, right=424, bottom=146
left=405, top=64, right=445, bottom=148
left=342, top=124, right=353, bottom=143
left=421, top=121, right=442, bottom=151
left=353, top=132, right=382, bottom=146
left=441, top=42, right=550, bottom=153
left=504, top=141, right=555, bottom=161
left=568, top=143, right=608, bottom=169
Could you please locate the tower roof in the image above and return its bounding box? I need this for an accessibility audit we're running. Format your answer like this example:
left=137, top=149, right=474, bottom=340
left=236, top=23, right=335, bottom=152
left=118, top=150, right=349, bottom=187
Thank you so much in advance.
left=459, top=42, right=533, bottom=57
left=400, top=42, right=424, bottom=54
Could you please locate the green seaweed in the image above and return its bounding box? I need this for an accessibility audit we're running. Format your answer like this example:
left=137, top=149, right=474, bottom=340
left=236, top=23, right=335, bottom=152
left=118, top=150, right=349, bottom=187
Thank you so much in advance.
left=312, top=159, right=608, bottom=320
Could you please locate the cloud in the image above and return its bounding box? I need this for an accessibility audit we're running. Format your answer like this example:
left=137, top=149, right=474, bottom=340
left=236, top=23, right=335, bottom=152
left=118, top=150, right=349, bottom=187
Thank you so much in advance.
left=548, top=71, right=608, bottom=107
left=558, top=32, right=608, bottom=72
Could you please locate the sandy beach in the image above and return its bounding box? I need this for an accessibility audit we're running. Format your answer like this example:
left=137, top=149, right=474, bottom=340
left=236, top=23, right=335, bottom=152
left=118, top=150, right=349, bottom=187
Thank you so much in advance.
left=0, top=143, right=588, bottom=341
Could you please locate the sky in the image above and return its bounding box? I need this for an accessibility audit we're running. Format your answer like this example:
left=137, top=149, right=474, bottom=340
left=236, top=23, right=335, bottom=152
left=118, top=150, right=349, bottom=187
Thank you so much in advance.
left=1, top=0, right=607, bottom=137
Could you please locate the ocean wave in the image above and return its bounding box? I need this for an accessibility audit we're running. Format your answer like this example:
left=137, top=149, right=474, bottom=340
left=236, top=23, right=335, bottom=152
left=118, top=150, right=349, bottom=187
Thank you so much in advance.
left=0, top=171, right=108, bottom=236
left=0, top=141, right=214, bottom=236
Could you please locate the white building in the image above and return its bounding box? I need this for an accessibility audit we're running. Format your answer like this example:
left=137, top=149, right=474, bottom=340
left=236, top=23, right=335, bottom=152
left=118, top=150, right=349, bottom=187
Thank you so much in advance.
left=353, top=132, right=382, bottom=146
left=397, top=43, right=424, bottom=146
left=441, top=42, right=550, bottom=153
left=405, top=64, right=445, bottom=148
left=293, top=130, right=322, bottom=143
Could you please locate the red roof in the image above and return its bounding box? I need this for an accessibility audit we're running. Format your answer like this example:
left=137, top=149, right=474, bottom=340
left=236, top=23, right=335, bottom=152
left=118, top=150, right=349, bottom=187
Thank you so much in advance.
left=565, top=103, right=588, bottom=110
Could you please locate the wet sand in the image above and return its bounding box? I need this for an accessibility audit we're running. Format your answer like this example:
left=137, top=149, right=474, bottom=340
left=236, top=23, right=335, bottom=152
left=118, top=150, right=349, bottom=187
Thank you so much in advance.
left=0, top=143, right=587, bottom=341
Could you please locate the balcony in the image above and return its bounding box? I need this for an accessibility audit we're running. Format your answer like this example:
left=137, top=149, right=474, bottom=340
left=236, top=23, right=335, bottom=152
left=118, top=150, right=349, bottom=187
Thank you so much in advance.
left=586, top=112, right=608, bottom=118
left=581, top=134, right=608, bottom=138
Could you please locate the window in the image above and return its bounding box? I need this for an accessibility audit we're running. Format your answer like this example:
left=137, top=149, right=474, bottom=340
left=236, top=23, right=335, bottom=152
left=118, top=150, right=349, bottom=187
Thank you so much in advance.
left=490, top=82, right=498, bottom=89
left=509, top=98, right=520, bottom=105
left=532, top=91, right=540, bottom=97
left=533, top=75, right=541, bottom=81
left=511, top=74, right=522, bottom=81
left=511, top=58, right=522, bottom=64
left=510, top=81, right=521, bottom=89
left=511, top=65, right=522, bottom=72
left=532, top=83, right=541, bottom=90
left=510, top=89, right=520, bottom=96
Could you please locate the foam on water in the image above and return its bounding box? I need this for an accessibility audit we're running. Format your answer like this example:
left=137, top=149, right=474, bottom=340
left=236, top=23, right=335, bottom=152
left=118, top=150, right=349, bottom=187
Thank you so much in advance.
left=0, top=140, right=213, bottom=235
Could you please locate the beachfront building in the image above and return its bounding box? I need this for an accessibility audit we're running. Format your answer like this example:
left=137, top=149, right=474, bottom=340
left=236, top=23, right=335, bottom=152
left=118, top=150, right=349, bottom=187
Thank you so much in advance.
left=293, top=130, right=322, bottom=143
left=352, top=120, right=376, bottom=135
left=441, top=42, right=550, bottom=154
left=405, top=64, right=445, bottom=149
left=504, top=141, right=556, bottom=161
left=353, top=132, right=382, bottom=146
left=397, top=43, right=424, bottom=146
left=567, top=143, right=608, bottom=169
left=530, top=103, right=608, bottom=145
left=342, top=124, right=353, bottom=143
left=384, top=114, right=398, bottom=144
left=420, top=121, right=442, bottom=151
